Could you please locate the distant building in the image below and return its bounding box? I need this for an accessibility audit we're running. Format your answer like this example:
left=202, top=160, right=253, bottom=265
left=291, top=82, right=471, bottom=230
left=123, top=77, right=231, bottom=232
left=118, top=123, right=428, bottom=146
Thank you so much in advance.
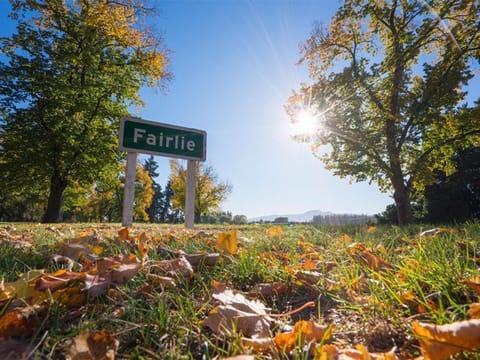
left=273, top=217, right=289, bottom=224
left=312, top=214, right=375, bottom=225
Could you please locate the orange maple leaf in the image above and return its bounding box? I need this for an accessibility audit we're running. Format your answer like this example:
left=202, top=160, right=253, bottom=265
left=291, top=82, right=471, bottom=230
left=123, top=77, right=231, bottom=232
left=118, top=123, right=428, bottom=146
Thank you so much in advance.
left=413, top=319, right=480, bottom=360
left=274, top=320, right=333, bottom=353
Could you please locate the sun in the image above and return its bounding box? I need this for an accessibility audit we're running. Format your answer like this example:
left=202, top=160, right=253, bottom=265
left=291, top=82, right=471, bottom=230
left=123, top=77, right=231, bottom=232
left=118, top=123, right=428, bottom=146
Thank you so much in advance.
left=290, top=109, right=318, bottom=137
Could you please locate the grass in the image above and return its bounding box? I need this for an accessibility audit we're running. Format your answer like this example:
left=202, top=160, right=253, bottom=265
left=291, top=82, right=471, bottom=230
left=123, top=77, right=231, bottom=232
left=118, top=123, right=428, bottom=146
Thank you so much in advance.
left=1, top=222, right=480, bottom=359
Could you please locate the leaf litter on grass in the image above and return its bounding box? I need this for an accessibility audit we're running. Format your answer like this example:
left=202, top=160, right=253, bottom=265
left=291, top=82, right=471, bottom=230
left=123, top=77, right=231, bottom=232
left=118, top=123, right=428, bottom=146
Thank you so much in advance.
left=0, top=224, right=480, bottom=358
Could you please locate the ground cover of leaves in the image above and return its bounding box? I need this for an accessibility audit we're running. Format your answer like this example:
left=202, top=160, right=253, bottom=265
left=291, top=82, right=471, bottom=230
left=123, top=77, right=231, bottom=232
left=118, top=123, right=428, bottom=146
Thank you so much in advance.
left=1, top=222, right=480, bottom=359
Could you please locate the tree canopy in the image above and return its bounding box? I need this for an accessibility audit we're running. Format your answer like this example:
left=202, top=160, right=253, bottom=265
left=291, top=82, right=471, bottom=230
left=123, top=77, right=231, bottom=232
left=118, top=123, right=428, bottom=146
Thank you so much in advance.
left=287, top=0, right=480, bottom=225
left=0, top=0, right=170, bottom=222
left=169, top=160, right=232, bottom=223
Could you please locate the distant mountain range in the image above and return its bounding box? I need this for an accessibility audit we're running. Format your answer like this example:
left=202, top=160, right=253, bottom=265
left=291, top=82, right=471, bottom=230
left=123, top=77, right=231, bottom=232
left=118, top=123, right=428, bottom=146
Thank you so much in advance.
left=248, top=210, right=334, bottom=223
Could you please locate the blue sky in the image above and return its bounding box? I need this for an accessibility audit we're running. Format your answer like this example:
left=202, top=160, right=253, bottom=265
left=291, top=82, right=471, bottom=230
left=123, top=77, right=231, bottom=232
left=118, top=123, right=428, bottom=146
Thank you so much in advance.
left=0, top=0, right=398, bottom=218
left=139, top=0, right=395, bottom=218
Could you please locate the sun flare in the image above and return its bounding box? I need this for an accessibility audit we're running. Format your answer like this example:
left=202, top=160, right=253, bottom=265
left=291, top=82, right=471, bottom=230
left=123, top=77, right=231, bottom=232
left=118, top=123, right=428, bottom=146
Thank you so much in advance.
left=291, top=109, right=318, bottom=137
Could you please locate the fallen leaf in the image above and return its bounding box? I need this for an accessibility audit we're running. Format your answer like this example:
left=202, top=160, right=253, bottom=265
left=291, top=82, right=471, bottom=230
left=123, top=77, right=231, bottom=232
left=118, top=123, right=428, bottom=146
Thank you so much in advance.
left=183, top=252, right=222, bottom=269
left=413, top=319, right=480, bottom=360
left=59, top=243, right=99, bottom=261
left=339, top=234, right=351, bottom=243
left=65, top=330, right=119, bottom=360
left=0, top=270, right=47, bottom=304
left=0, top=305, right=44, bottom=337
left=274, top=320, right=332, bottom=353
left=317, top=343, right=398, bottom=359
left=349, top=243, right=392, bottom=272
left=419, top=228, right=451, bottom=237
left=203, top=287, right=274, bottom=337
left=149, top=256, right=194, bottom=280
left=118, top=227, right=130, bottom=241
left=216, top=230, right=238, bottom=255
left=147, top=273, right=176, bottom=288
left=221, top=356, right=255, bottom=360
left=35, top=270, right=85, bottom=292
left=469, top=303, right=480, bottom=319
left=267, top=226, right=283, bottom=238
left=241, top=337, right=276, bottom=352
left=252, top=282, right=289, bottom=297
left=461, top=277, right=480, bottom=296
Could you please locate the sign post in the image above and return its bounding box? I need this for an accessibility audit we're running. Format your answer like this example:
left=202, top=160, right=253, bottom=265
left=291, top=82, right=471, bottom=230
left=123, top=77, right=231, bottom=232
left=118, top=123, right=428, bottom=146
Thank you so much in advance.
left=122, top=152, right=137, bottom=227
left=119, top=117, right=206, bottom=228
left=185, top=159, right=196, bottom=229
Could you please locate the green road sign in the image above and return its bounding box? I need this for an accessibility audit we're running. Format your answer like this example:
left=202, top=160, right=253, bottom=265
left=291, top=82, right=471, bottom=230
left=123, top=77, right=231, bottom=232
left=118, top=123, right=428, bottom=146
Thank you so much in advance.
left=119, top=117, right=206, bottom=161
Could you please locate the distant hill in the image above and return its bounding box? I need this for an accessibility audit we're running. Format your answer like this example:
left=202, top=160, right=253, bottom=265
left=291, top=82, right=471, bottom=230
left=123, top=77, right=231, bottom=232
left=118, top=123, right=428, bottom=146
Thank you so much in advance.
left=248, top=210, right=334, bottom=223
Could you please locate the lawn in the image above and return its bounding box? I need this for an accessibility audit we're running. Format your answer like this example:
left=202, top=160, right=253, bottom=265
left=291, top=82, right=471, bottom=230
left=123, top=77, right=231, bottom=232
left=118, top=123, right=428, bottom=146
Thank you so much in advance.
left=1, top=222, right=480, bottom=359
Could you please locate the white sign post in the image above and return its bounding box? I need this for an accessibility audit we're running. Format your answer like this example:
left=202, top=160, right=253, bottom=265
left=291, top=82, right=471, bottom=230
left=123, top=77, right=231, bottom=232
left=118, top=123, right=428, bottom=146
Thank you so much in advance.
left=122, top=152, right=137, bottom=227
left=185, top=159, right=196, bottom=229
left=119, top=117, right=206, bottom=229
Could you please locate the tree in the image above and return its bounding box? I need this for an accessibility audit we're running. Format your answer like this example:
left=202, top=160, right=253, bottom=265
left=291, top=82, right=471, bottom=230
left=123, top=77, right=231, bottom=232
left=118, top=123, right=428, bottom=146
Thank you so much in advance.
left=169, top=160, right=232, bottom=223
left=0, top=0, right=170, bottom=222
left=286, top=0, right=480, bottom=225
left=143, top=155, right=164, bottom=223
left=233, top=214, right=248, bottom=225
left=63, top=160, right=153, bottom=222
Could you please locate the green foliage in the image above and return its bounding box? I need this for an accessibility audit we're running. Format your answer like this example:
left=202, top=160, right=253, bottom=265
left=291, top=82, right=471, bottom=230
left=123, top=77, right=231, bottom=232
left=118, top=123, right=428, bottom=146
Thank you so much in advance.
left=0, top=0, right=170, bottom=222
left=169, top=160, right=232, bottom=223
left=287, top=0, right=480, bottom=225
left=142, top=156, right=183, bottom=223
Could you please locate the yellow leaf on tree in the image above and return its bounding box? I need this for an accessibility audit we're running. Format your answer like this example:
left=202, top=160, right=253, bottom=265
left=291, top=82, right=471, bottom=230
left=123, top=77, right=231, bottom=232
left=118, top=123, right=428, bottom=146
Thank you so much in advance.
left=216, top=230, right=238, bottom=255
left=413, top=319, right=480, bottom=360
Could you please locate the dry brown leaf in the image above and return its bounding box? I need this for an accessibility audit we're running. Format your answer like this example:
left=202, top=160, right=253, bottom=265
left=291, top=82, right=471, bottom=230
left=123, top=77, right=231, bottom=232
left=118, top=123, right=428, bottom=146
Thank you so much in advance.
left=35, top=270, right=86, bottom=292
left=241, top=337, right=276, bottom=352
left=147, top=273, right=176, bottom=288
left=183, top=253, right=221, bottom=269
left=59, top=243, right=99, bottom=261
left=65, top=330, right=119, bottom=360
left=203, top=287, right=274, bottom=337
left=413, top=319, right=480, bottom=360
left=349, top=243, right=392, bottom=272
left=251, top=282, right=289, bottom=297
left=110, top=261, right=143, bottom=285
left=149, top=256, right=194, bottom=280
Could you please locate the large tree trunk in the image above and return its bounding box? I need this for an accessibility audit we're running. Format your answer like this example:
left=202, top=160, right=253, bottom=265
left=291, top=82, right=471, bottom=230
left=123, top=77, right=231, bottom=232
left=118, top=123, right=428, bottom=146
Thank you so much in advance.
left=42, top=171, right=68, bottom=223
left=392, top=181, right=413, bottom=226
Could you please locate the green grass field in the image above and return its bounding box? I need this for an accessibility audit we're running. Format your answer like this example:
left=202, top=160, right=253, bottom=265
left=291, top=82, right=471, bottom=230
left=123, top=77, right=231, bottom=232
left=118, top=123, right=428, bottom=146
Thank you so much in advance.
left=1, top=222, right=480, bottom=359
